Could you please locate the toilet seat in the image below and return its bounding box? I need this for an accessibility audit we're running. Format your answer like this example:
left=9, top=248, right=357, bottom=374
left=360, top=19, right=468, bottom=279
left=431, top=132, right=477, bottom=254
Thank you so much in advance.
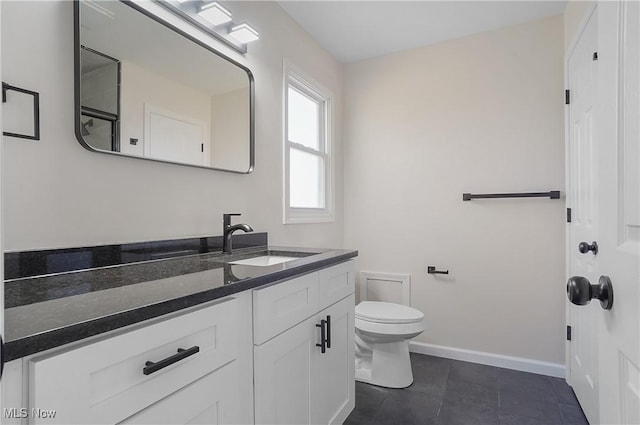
left=355, top=301, right=423, bottom=324
left=355, top=301, right=424, bottom=340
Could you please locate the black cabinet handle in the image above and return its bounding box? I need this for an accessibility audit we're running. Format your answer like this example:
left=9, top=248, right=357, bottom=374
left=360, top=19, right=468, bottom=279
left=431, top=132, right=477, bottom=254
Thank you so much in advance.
left=325, top=315, right=331, bottom=349
left=316, top=320, right=326, bottom=353
left=0, top=335, right=4, bottom=381
left=143, top=346, right=200, bottom=375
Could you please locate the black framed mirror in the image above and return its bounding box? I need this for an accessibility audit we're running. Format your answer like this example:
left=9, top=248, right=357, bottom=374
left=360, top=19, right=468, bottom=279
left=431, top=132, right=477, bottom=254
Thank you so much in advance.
left=74, top=0, right=254, bottom=173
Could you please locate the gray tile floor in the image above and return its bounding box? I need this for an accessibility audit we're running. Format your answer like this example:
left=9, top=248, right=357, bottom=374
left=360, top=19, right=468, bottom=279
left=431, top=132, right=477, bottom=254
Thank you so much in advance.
left=345, top=353, right=589, bottom=425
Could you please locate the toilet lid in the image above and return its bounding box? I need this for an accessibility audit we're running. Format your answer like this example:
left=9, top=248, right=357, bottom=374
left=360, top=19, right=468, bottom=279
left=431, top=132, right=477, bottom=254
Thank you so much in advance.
left=355, top=301, right=424, bottom=324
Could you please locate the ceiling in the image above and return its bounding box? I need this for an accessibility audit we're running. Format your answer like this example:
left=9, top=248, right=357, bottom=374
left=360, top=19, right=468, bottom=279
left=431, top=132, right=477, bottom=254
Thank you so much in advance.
left=278, top=1, right=567, bottom=63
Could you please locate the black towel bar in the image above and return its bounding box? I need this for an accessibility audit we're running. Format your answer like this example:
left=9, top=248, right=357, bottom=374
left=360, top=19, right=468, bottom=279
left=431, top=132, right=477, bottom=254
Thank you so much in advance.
left=462, top=191, right=560, bottom=201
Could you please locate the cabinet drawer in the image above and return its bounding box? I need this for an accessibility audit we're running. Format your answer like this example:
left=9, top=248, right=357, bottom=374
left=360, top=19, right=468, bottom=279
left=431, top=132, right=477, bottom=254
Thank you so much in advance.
left=29, top=298, right=240, bottom=425
left=120, top=360, right=242, bottom=425
left=318, top=261, right=354, bottom=311
left=253, top=272, right=318, bottom=345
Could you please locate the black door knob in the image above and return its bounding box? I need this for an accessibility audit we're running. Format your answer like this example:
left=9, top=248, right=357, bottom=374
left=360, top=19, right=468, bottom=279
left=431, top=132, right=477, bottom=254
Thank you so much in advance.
left=567, top=275, right=614, bottom=310
left=578, top=241, right=598, bottom=254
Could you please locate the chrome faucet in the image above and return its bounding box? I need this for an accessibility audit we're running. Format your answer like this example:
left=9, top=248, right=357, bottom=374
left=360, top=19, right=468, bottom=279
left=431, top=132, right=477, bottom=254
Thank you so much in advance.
left=223, top=213, right=253, bottom=254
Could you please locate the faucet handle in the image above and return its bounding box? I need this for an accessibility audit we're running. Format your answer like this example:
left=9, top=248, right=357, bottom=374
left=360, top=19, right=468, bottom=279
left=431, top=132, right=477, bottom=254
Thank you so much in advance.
left=223, top=213, right=241, bottom=220
left=223, top=213, right=241, bottom=227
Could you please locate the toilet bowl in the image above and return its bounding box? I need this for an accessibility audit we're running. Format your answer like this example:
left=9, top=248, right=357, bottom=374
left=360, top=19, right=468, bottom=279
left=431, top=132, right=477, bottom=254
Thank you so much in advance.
left=354, top=301, right=424, bottom=388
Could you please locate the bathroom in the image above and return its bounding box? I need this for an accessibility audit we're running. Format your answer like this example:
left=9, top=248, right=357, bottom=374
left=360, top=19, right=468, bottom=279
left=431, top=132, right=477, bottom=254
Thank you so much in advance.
left=0, top=0, right=638, bottom=424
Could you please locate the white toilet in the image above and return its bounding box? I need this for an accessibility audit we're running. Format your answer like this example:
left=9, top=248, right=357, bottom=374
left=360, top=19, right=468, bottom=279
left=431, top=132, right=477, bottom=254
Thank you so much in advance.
left=354, top=301, right=424, bottom=388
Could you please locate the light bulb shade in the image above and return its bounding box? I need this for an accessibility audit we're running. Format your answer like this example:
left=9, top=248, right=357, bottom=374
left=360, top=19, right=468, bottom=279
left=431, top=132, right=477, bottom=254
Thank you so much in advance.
left=229, top=22, right=259, bottom=43
left=198, top=2, right=232, bottom=26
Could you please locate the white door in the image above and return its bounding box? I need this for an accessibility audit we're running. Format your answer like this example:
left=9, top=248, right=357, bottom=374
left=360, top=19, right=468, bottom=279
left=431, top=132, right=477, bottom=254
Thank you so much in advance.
left=144, top=105, right=207, bottom=166
left=595, top=2, right=640, bottom=423
left=566, top=8, right=600, bottom=424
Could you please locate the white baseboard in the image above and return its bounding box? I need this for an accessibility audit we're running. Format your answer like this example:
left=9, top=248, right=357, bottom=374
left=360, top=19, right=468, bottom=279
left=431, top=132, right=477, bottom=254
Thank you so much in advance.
left=409, top=341, right=565, bottom=378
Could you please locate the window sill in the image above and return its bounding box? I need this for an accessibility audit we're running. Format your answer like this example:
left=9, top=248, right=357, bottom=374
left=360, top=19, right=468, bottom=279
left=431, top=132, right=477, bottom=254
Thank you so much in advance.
left=284, top=211, right=335, bottom=224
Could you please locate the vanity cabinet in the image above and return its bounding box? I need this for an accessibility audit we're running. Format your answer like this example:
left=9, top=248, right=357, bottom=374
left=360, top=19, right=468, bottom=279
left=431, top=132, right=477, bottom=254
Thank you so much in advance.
left=26, top=292, right=253, bottom=425
left=253, top=261, right=355, bottom=425
left=1, top=260, right=354, bottom=425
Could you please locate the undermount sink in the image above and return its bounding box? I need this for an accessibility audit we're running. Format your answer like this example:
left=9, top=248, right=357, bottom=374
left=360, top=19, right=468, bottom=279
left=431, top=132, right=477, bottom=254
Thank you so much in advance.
left=229, top=256, right=300, bottom=267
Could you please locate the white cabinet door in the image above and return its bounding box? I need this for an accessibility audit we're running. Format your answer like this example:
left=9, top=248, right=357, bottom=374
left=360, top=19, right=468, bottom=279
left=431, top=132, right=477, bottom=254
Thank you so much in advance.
left=255, top=295, right=355, bottom=425
left=311, top=295, right=355, bottom=425
left=254, top=315, right=318, bottom=425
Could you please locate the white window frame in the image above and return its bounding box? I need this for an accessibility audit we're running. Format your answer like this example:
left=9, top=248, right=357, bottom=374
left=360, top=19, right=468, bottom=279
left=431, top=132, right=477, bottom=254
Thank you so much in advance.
left=283, top=61, right=334, bottom=224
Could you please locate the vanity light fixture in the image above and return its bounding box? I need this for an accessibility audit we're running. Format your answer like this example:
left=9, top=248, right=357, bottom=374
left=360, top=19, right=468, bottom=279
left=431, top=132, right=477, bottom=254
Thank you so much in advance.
left=158, top=0, right=259, bottom=53
left=229, top=22, right=259, bottom=43
left=197, top=2, right=232, bottom=26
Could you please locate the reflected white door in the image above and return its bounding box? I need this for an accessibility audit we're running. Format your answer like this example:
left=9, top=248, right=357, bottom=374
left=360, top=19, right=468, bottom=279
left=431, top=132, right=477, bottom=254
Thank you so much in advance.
left=144, top=105, right=207, bottom=166
left=596, top=2, right=640, bottom=423
left=567, top=8, right=600, bottom=424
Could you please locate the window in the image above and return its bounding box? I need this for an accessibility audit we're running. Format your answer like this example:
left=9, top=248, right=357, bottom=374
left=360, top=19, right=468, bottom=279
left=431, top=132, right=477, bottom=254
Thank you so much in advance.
left=284, top=63, right=333, bottom=223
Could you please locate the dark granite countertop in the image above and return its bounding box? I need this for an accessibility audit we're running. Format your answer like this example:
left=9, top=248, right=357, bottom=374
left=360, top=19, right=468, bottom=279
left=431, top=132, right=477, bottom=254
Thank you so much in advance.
left=4, top=246, right=357, bottom=361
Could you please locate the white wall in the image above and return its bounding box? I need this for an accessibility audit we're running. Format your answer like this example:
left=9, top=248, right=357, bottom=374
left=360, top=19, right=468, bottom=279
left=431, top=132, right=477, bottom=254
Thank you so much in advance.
left=564, top=1, right=595, bottom=50
left=210, top=88, right=250, bottom=171
left=1, top=1, right=344, bottom=251
left=344, top=16, right=566, bottom=364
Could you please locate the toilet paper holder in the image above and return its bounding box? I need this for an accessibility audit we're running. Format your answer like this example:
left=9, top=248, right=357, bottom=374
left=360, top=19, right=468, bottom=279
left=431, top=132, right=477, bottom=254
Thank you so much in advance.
left=427, top=266, right=449, bottom=275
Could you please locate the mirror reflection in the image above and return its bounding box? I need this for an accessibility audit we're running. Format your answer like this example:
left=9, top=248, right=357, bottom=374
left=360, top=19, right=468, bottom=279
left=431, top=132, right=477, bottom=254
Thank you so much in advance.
left=76, top=0, right=253, bottom=172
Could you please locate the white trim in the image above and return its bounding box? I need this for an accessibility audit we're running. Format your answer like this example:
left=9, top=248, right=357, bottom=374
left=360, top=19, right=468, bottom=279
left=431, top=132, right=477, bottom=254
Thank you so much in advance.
left=409, top=341, right=566, bottom=378
left=359, top=271, right=411, bottom=306
left=282, top=59, right=335, bottom=224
